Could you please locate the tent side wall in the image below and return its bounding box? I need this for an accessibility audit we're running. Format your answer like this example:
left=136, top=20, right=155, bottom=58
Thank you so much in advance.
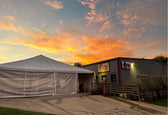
left=0, top=69, right=54, bottom=98
left=55, top=73, right=78, bottom=95
left=0, top=69, right=79, bottom=98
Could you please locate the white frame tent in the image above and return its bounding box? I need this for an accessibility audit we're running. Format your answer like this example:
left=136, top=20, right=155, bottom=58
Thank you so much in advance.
left=0, top=55, right=93, bottom=98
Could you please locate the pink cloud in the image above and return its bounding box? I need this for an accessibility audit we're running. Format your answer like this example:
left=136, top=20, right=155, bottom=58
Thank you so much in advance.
left=79, top=0, right=166, bottom=37
left=159, top=52, right=168, bottom=57
left=136, top=38, right=167, bottom=51
left=132, top=38, right=167, bottom=59
left=99, top=20, right=111, bottom=32
left=119, top=0, right=167, bottom=26
left=78, top=0, right=98, bottom=9
left=79, top=0, right=108, bottom=24
left=44, top=0, right=63, bottom=9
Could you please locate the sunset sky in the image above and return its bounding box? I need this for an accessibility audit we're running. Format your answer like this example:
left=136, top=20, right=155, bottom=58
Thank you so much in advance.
left=0, top=0, right=167, bottom=65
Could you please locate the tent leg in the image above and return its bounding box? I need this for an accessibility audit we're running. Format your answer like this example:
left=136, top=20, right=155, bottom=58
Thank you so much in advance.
left=50, top=74, right=52, bottom=96
left=23, top=72, right=27, bottom=96
left=54, top=72, right=57, bottom=95
left=76, top=73, right=78, bottom=93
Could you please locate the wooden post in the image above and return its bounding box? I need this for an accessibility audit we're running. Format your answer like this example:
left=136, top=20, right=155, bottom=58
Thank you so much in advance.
left=23, top=71, right=27, bottom=96
left=122, top=84, right=124, bottom=98
left=91, top=83, right=92, bottom=92
left=147, top=76, right=150, bottom=88
left=136, top=76, right=141, bottom=101
left=160, top=76, right=163, bottom=87
left=110, top=83, right=111, bottom=96
left=54, top=72, right=56, bottom=95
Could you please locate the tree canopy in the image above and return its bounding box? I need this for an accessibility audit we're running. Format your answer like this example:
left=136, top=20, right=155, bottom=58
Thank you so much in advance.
left=74, top=63, right=82, bottom=67
left=153, top=56, right=167, bottom=64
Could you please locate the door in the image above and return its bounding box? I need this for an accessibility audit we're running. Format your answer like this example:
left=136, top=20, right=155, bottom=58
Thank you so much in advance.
left=111, top=74, right=116, bottom=83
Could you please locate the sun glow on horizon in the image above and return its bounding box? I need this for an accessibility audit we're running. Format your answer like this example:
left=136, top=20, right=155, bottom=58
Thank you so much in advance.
left=0, top=0, right=167, bottom=65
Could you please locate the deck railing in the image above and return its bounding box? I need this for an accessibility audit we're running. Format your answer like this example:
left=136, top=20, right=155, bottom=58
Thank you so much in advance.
left=91, top=76, right=167, bottom=101
left=91, top=82, right=139, bottom=100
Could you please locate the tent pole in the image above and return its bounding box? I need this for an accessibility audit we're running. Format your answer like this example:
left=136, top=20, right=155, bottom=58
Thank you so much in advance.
left=76, top=73, right=78, bottom=93
left=50, top=73, right=52, bottom=96
left=54, top=72, right=57, bottom=95
left=23, top=72, right=27, bottom=96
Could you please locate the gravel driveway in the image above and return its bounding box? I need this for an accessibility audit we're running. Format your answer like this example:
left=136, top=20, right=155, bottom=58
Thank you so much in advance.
left=0, top=94, right=166, bottom=115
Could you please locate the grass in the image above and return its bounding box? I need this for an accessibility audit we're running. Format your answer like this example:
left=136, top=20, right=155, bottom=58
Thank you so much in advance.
left=0, top=107, right=55, bottom=115
left=150, top=98, right=167, bottom=107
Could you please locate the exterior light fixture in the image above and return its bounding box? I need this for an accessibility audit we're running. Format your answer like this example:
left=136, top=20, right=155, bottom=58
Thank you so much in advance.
left=131, top=63, right=134, bottom=68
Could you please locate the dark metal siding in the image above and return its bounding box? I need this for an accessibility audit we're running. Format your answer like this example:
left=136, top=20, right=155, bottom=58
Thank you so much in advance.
left=82, top=58, right=167, bottom=83
left=120, top=58, right=167, bottom=83
left=82, top=60, right=118, bottom=82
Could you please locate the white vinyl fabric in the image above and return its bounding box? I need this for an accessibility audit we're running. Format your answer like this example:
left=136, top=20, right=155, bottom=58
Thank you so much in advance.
left=0, top=55, right=93, bottom=98
left=0, top=55, right=92, bottom=73
left=56, top=73, right=78, bottom=95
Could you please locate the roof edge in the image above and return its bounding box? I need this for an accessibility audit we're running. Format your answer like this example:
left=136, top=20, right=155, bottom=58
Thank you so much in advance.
left=82, top=57, right=166, bottom=67
left=0, top=66, right=93, bottom=73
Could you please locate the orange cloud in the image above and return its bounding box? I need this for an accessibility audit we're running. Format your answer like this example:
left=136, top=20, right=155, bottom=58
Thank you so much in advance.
left=33, top=28, right=45, bottom=34
left=0, top=16, right=83, bottom=55
left=0, top=15, right=163, bottom=65
left=3, top=16, right=15, bottom=21
left=0, top=16, right=46, bottom=36
left=0, top=17, right=17, bottom=31
left=0, top=15, right=135, bottom=65
left=75, top=37, right=135, bottom=64
left=2, top=35, right=70, bottom=53
left=44, top=0, right=63, bottom=9
left=1, top=25, right=135, bottom=65
left=1, top=25, right=83, bottom=54
left=18, top=27, right=37, bottom=36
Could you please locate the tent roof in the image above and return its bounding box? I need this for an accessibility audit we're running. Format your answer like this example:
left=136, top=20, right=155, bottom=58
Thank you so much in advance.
left=0, top=55, right=93, bottom=73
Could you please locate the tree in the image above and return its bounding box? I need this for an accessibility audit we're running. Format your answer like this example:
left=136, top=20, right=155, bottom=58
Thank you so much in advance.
left=74, top=62, right=82, bottom=67
left=153, top=56, right=167, bottom=64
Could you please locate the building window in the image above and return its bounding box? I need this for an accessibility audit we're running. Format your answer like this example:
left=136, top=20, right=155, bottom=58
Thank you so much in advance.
left=101, top=75, right=106, bottom=82
left=95, top=76, right=98, bottom=83
left=96, top=76, right=98, bottom=79
left=111, top=74, right=116, bottom=83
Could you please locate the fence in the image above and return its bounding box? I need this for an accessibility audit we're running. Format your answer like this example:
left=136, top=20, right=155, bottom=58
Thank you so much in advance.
left=137, top=76, right=167, bottom=101
left=91, top=76, right=167, bottom=101
left=137, top=76, right=167, bottom=91
left=91, top=82, right=139, bottom=100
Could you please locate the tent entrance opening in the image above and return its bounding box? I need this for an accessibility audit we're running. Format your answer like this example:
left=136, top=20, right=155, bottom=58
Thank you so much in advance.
left=78, top=73, right=93, bottom=93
